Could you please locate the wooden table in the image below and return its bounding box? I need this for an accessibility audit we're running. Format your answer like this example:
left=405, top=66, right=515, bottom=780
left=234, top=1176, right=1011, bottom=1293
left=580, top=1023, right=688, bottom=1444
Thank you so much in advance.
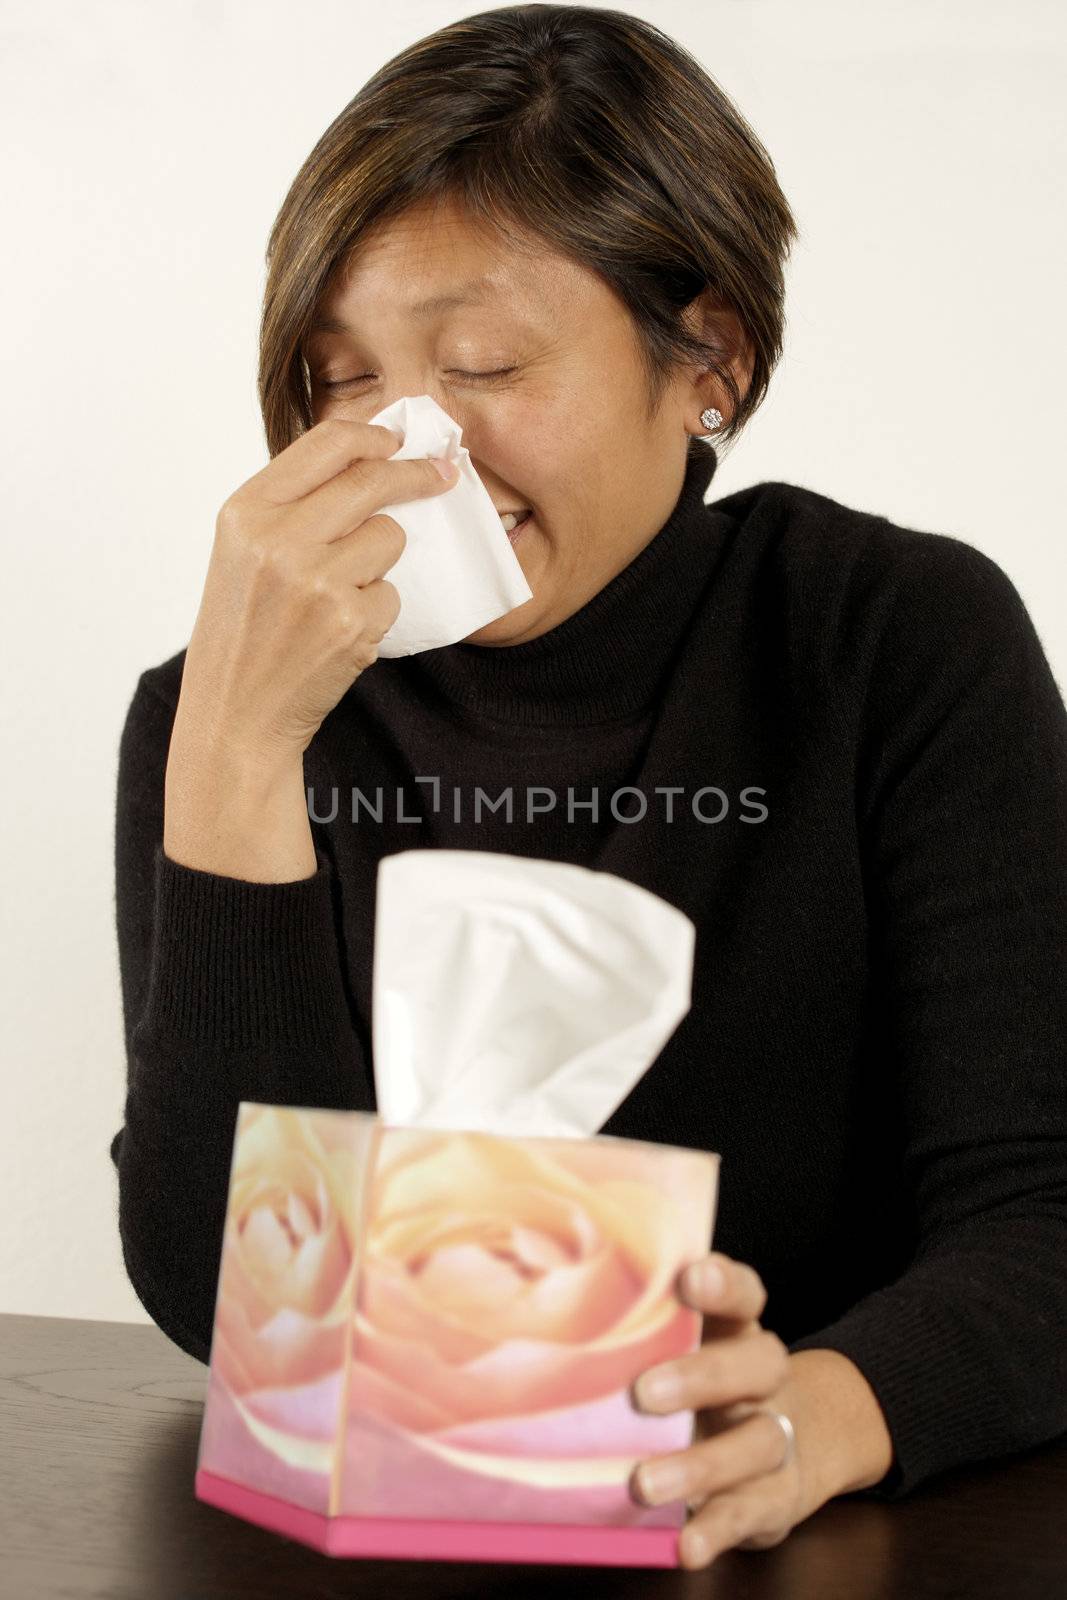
left=2, top=1311, right=1066, bottom=1598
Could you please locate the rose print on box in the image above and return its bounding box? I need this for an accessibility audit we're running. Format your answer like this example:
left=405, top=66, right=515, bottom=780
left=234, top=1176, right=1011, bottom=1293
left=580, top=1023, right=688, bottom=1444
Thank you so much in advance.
left=195, top=1104, right=720, bottom=1566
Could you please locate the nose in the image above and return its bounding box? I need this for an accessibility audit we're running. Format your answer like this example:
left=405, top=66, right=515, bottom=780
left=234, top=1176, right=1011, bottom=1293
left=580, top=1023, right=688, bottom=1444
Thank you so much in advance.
left=374, top=383, right=507, bottom=498
left=377, top=378, right=472, bottom=424
left=378, top=382, right=479, bottom=445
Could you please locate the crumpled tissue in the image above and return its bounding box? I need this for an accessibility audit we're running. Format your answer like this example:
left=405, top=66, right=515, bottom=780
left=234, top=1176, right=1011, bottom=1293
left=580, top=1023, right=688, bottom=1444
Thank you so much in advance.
left=371, top=849, right=696, bottom=1139
left=368, top=394, right=533, bottom=656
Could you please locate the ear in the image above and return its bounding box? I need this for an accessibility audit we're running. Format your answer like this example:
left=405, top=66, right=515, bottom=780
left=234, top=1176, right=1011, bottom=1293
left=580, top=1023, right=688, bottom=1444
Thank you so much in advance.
left=681, top=289, right=754, bottom=424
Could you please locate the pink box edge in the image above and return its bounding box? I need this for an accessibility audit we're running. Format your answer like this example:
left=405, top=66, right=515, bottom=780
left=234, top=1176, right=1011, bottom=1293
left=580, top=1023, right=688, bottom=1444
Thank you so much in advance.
left=195, top=1467, right=681, bottom=1568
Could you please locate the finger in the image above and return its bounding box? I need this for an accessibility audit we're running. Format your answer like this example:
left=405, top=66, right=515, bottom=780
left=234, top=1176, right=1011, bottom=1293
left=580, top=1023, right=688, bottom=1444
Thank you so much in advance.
left=234, top=417, right=407, bottom=504
left=678, top=1479, right=793, bottom=1571
left=348, top=576, right=402, bottom=645
left=631, top=1327, right=788, bottom=1414
left=692, top=1396, right=769, bottom=1443
left=321, top=512, right=409, bottom=588
left=630, top=1408, right=793, bottom=1509
left=677, top=1254, right=768, bottom=1321
left=284, top=452, right=458, bottom=547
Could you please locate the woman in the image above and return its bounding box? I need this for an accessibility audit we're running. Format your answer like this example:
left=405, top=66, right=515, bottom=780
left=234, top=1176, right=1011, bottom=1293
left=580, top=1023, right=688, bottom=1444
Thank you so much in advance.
left=111, top=4, right=1067, bottom=1571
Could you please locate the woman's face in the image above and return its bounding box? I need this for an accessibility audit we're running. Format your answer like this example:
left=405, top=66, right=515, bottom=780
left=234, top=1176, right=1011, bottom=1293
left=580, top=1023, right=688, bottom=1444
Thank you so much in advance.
left=307, top=193, right=718, bottom=646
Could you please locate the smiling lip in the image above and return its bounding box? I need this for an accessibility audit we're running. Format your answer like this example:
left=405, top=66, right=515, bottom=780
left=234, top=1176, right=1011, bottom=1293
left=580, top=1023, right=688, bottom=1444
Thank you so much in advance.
left=498, top=508, right=533, bottom=542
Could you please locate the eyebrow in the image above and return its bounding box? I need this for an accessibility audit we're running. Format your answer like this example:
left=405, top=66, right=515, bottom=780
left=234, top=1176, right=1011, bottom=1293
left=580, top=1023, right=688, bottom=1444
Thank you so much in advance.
left=310, top=276, right=496, bottom=335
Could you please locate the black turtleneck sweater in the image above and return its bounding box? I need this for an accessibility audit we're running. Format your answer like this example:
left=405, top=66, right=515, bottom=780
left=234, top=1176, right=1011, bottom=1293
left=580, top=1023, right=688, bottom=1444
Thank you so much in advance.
left=111, top=442, right=1067, bottom=1503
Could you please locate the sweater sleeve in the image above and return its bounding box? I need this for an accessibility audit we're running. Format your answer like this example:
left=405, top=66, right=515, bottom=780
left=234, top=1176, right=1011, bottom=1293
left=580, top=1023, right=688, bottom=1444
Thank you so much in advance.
left=788, top=534, right=1067, bottom=1500
left=110, top=669, right=371, bottom=1366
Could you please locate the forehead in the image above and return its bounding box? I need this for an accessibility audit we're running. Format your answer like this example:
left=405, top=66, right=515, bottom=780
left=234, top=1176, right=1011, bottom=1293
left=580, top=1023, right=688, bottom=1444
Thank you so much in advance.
left=313, top=200, right=584, bottom=332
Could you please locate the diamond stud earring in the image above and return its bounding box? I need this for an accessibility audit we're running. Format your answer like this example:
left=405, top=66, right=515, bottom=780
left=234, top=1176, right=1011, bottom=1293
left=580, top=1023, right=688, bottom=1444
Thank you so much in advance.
left=699, top=407, right=723, bottom=434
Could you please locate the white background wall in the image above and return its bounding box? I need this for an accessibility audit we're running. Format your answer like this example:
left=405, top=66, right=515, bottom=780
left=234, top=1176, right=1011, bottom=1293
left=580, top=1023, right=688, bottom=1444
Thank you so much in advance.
left=1, top=0, right=1064, bottom=1325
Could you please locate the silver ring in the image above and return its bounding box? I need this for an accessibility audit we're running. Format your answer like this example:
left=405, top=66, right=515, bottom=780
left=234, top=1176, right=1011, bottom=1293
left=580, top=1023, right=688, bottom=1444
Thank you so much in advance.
left=761, top=1408, right=796, bottom=1470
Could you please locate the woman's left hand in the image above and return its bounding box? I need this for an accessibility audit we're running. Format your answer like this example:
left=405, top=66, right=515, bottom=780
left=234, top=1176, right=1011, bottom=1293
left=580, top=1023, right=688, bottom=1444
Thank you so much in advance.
left=628, top=1252, right=826, bottom=1570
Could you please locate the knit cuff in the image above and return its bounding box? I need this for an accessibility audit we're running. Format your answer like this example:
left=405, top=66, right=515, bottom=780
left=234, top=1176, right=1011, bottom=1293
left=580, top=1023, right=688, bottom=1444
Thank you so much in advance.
left=137, top=842, right=357, bottom=1049
left=787, top=1281, right=1022, bottom=1501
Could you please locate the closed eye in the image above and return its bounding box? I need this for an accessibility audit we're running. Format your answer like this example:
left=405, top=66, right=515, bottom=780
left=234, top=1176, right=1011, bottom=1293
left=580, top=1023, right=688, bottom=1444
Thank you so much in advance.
left=318, top=367, right=518, bottom=390
left=451, top=368, right=519, bottom=382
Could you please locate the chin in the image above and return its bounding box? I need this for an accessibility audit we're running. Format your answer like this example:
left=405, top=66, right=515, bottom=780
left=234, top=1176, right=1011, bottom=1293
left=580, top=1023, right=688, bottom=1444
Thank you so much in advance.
left=461, top=528, right=547, bottom=644
left=461, top=606, right=540, bottom=647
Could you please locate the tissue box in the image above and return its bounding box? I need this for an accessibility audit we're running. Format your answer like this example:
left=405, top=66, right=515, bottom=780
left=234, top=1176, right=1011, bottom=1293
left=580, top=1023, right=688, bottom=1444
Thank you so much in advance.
left=195, top=1103, right=720, bottom=1568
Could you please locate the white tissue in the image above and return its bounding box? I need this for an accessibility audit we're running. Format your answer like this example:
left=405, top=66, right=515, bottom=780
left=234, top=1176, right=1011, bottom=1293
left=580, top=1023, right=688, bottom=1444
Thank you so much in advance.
left=370, top=850, right=696, bottom=1140
left=367, top=394, right=533, bottom=657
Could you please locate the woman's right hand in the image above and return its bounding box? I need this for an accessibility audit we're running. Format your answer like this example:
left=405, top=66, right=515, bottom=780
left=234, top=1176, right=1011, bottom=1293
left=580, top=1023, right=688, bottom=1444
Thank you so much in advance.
left=162, top=418, right=458, bottom=881
left=177, top=417, right=458, bottom=767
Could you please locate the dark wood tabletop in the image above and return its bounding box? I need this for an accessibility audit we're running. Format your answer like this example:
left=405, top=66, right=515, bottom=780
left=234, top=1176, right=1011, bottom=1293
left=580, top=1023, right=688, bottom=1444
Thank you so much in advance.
left=2, top=1311, right=1066, bottom=1599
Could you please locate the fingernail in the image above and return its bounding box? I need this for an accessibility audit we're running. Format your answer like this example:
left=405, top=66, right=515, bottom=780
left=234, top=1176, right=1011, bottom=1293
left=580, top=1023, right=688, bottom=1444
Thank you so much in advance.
left=681, top=1529, right=710, bottom=1568
left=685, top=1260, right=725, bottom=1300
left=636, top=1459, right=688, bottom=1504
left=431, top=456, right=457, bottom=479
left=633, top=1368, right=682, bottom=1410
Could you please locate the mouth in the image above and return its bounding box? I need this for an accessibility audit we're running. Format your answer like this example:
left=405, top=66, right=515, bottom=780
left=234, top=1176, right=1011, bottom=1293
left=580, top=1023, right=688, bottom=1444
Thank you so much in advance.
left=497, top=508, right=533, bottom=543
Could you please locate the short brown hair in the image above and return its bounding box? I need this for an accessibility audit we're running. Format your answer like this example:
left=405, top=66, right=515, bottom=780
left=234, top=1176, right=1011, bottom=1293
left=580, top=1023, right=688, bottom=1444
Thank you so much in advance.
left=259, top=4, right=799, bottom=457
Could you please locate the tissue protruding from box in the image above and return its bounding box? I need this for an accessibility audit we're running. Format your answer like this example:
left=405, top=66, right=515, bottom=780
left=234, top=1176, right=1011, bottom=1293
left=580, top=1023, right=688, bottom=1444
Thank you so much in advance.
left=371, top=849, right=697, bottom=1139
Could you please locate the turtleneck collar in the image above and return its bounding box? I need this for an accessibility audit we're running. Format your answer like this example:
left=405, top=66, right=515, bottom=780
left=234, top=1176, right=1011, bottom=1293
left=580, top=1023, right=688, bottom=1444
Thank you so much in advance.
left=398, top=440, right=725, bottom=729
